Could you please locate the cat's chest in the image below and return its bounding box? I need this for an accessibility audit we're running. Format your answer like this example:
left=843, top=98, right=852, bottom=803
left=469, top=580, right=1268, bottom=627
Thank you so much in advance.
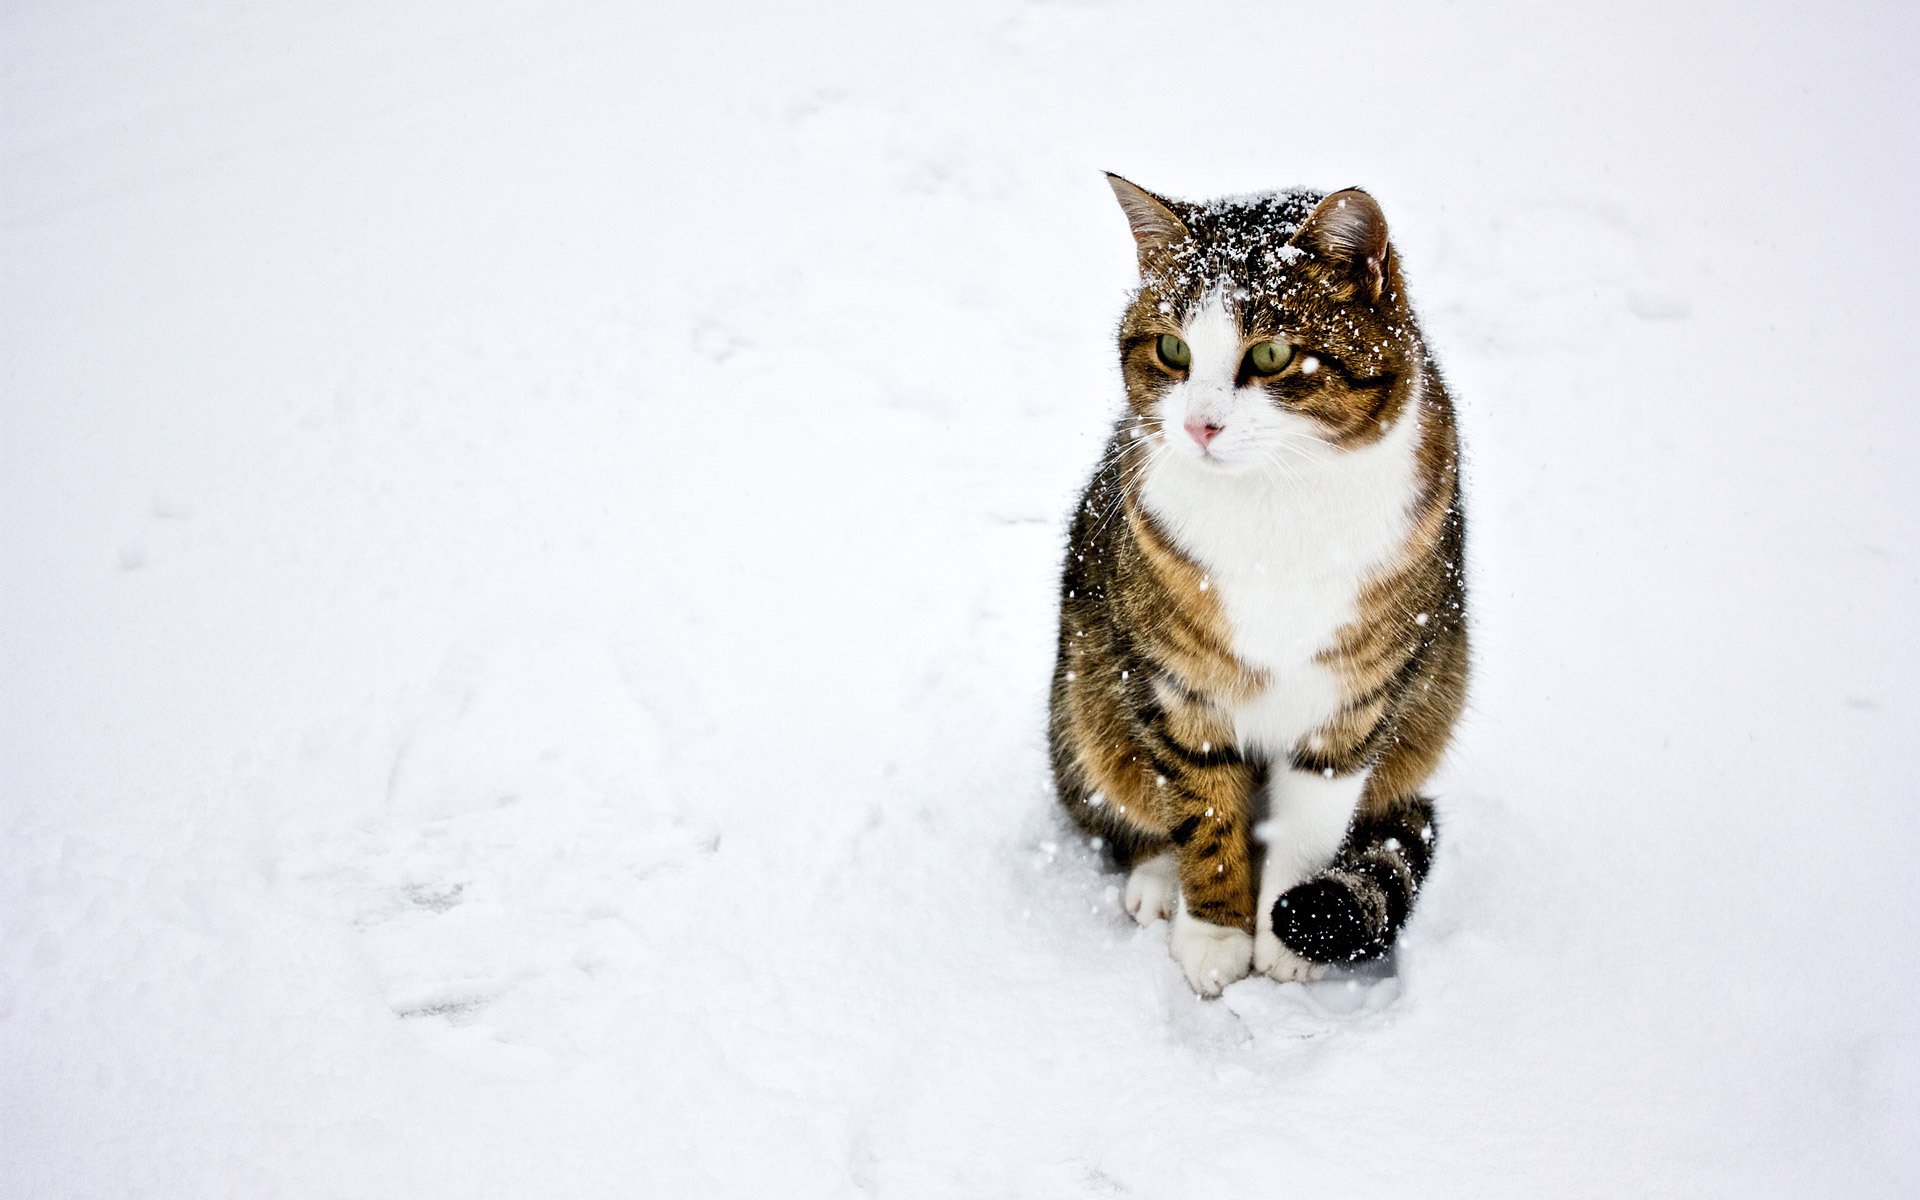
left=1210, top=550, right=1365, bottom=675
left=1139, top=439, right=1419, bottom=753
left=1196, top=521, right=1388, bottom=751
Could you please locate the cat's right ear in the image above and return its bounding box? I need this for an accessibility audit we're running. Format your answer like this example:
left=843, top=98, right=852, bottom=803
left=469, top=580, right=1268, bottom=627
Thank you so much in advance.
left=1106, top=173, right=1189, bottom=262
left=1289, top=188, right=1390, bottom=302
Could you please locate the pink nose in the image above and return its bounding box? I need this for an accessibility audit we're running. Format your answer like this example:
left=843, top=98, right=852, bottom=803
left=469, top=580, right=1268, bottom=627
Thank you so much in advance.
left=1185, top=419, right=1224, bottom=449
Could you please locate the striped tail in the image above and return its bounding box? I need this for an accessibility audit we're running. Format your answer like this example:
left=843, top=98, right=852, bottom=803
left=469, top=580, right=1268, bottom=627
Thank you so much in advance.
left=1273, top=798, right=1437, bottom=964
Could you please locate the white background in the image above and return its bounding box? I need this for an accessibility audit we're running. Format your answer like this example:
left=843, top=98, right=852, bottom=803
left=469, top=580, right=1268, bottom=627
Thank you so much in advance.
left=4, top=1, right=1916, bottom=1195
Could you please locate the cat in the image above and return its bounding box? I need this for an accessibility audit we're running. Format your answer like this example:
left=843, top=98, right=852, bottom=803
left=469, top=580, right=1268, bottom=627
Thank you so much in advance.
left=1048, top=175, right=1468, bottom=995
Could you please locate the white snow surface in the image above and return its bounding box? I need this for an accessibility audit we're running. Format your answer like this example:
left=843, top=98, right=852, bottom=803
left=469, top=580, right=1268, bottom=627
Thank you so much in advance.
left=5, top=2, right=1918, bottom=1196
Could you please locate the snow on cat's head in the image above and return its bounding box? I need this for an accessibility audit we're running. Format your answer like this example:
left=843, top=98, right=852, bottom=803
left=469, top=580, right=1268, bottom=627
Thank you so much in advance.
left=1106, top=174, right=1428, bottom=471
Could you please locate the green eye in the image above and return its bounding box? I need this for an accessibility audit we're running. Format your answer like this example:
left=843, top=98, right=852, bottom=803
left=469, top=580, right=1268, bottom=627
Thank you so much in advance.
left=1247, top=341, right=1293, bottom=376
left=1155, top=334, right=1192, bottom=370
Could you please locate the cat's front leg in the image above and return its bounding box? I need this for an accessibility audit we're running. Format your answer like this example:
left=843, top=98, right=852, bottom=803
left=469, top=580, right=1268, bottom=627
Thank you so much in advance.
left=1169, top=896, right=1254, bottom=996
left=1123, top=850, right=1179, bottom=923
left=1253, top=766, right=1368, bottom=982
left=1161, top=758, right=1261, bottom=996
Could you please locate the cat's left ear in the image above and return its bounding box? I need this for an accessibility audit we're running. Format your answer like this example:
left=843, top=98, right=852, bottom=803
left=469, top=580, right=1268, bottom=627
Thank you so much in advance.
left=1290, top=188, right=1390, bottom=302
left=1106, top=173, right=1189, bottom=261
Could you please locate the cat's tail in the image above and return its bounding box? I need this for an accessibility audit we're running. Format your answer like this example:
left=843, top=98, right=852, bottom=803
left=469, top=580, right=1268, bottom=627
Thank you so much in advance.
left=1273, top=797, right=1437, bottom=964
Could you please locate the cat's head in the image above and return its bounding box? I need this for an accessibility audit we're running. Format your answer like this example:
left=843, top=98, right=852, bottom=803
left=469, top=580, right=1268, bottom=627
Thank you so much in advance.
left=1107, top=174, right=1424, bottom=470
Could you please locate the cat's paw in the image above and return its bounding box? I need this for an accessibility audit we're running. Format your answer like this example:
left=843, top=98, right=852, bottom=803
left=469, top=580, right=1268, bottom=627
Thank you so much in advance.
left=1123, top=852, right=1178, bottom=925
left=1170, top=906, right=1253, bottom=996
left=1254, top=927, right=1328, bottom=983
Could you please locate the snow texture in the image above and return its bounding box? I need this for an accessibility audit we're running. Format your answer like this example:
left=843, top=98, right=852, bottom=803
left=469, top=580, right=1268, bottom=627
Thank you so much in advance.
left=4, top=1, right=1918, bottom=1196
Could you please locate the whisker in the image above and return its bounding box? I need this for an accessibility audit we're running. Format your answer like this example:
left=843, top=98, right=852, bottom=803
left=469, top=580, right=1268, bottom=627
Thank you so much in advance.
left=1103, top=437, right=1168, bottom=539
left=1085, top=428, right=1162, bottom=543
left=1267, top=431, right=1361, bottom=487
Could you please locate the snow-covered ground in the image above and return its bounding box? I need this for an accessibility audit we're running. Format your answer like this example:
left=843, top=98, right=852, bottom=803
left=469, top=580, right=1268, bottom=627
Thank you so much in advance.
left=5, top=2, right=1917, bottom=1195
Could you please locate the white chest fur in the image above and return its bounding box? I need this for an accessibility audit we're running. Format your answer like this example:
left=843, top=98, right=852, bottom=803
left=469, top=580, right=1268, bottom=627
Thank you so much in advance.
left=1138, top=398, right=1424, bottom=756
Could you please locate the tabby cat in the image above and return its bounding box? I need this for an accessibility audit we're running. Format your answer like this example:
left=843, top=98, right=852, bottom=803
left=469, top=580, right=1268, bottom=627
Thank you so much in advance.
left=1049, top=176, right=1468, bottom=995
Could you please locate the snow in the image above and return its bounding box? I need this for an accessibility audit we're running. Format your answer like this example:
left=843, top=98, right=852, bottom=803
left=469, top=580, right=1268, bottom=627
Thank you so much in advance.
left=4, top=1, right=1918, bottom=1196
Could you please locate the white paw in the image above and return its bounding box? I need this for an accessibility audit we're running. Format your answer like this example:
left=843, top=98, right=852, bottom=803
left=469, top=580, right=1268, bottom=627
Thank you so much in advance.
left=1170, top=903, right=1253, bottom=997
left=1254, top=927, right=1328, bottom=983
left=1123, top=852, right=1178, bottom=925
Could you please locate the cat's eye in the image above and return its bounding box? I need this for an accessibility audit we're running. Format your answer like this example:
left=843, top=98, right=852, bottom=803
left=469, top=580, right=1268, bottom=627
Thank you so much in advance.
left=1155, top=334, right=1192, bottom=370
left=1246, top=341, right=1293, bottom=376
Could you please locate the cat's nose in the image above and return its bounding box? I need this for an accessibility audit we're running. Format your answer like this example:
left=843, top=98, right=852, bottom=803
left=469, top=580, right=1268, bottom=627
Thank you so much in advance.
left=1184, top=419, right=1224, bottom=449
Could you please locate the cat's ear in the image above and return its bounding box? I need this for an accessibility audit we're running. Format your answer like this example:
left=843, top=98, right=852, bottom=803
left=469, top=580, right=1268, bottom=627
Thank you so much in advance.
left=1105, top=173, right=1189, bottom=259
left=1290, top=188, right=1390, bottom=301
